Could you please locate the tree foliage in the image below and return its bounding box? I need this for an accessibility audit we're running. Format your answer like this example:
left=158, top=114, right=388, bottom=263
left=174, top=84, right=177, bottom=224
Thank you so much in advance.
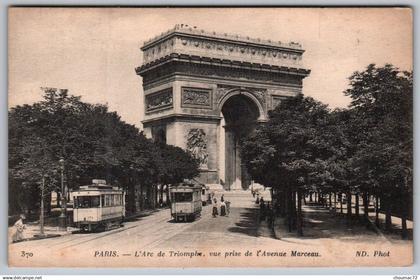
left=240, top=64, right=413, bottom=238
left=9, top=89, right=199, bottom=214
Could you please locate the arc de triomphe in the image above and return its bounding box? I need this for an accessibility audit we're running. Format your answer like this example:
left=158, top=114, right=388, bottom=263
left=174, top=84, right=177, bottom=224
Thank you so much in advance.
left=136, top=24, right=310, bottom=190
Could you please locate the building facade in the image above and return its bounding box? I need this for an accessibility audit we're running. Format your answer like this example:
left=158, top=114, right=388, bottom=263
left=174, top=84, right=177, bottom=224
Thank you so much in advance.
left=136, top=24, right=310, bottom=190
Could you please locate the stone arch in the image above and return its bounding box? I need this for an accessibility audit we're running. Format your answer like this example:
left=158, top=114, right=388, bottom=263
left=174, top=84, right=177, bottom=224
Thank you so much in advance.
left=217, top=88, right=266, bottom=121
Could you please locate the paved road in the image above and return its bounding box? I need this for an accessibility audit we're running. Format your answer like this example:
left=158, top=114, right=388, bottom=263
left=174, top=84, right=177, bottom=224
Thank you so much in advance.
left=9, top=190, right=413, bottom=267
left=10, top=191, right=266, bottom=252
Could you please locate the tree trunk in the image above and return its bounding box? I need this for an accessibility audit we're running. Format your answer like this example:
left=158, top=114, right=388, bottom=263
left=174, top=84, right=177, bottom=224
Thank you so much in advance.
left=401, top=192, right=408, bottom=239
left=333, top=192, right=337, bottom=212
left=401, top=210, right=408, bottom=239
left=166, top=185, right=170, bottom=206
left=297, top=189, right=303, bottom=236
left=324, top=193, right=328, bottom=208
left=363, top=191, right=369, bottom=224
left=154, top=186, right=158, bottom=209
left=375, top=195, right=380, bottom=227
left=355, top=193, right=360, bottom=219
left=346, top=191, right=352, bottom=221
left=340, top=193, right=343, bottom=213
left=286, top=190, right=292, bottom=232
left=328, top=193, right=332, bottom=210
left=291, top=191, right=297, bottom=230
left=159, top=185, right=164, bottom=207
left=385, top=195, right=392, bottom=231
left=139, top=183, right=144, bottom=211
left=40, top=176, right=45, bottom=235
left=129, top=183, right=136, bottom=213
left=46, top=189, right=52, bottom=215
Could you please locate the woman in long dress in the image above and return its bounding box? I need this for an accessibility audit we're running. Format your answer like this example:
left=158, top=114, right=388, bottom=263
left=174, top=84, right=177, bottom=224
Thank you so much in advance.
left=212, top=198, right=218, bottom=218
left=12, top=214, right=26, bottom=243
left=220, top=200, right=226, bottom=216
left=225, top=200, right=231, bottom=217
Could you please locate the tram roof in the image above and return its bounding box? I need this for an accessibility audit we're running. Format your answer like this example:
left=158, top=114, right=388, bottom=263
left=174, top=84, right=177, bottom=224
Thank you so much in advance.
left=169, top=184, right=202, bottom=192
left=78, top=184, right=121, bottom=191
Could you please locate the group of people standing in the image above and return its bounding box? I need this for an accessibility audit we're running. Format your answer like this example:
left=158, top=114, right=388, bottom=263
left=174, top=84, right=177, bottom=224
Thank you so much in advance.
left=212, top=194, right=230, bottom=218
left=254, top=192, right=275, bottom=229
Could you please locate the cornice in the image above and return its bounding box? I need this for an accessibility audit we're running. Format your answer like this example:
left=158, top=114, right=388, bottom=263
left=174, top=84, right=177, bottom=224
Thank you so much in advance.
left=142, top=24, right=304, bottom=53
left=142, top=113, right=222, bottom=125
left=136, top=53, right=311, bottom=77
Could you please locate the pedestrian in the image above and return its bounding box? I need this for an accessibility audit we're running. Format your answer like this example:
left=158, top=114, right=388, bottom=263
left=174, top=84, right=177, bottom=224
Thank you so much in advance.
left=225, top=200, right=231, bottom=217
left=260, top=197, right=265, bottom=221
left=252, top=190, right=256, bottom=198
left=12, top=214, right=26, bottom=243
left=267, top=202, right=274, bottom=228
left=212, top=198, right=218, bottom=218
left=255, top=193, right=260, bottom=204
left=220, top=200, right=226, bottom=216
left=221, top=194, right=224, bottom=202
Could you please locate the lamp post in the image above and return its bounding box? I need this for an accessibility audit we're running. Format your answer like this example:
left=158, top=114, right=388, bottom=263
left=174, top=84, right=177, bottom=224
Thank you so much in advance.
left=58, top=158, right=66, bottom=230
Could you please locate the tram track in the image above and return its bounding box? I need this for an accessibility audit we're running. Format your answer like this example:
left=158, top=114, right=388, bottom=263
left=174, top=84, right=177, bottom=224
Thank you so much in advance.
left=60, top=210, right=172, bottom=249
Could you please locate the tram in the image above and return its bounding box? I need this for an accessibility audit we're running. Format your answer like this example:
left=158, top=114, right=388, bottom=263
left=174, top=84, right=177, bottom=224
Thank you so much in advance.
left=72, top=179, right=126, bottom=232
left=169, top=183, right=202, bottom=222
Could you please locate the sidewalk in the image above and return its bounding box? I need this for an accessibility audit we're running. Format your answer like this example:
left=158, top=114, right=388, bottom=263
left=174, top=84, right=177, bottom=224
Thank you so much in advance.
left=8, top=207, right=167, bottom=245
left=269, top=203, right=386, bottom=242
left=8, top=223, right=77, bottom=244
left=339, top=199, right=413, bottom=241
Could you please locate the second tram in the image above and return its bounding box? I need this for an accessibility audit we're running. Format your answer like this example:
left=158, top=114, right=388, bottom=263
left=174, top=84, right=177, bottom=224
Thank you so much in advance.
left=169, top=183, right=202, bottom=222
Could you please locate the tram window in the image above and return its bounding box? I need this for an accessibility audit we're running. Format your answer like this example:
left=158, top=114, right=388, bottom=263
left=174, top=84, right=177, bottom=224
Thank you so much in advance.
left=174, top=192, right=193, bottom=202
left=76, top=196, right=100, bottom=208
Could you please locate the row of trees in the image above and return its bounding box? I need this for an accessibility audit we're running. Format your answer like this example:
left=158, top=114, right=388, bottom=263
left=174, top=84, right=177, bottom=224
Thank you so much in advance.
left=9, top=88, right=200, bottom=217
left=241, top=64, right=412, bottom=238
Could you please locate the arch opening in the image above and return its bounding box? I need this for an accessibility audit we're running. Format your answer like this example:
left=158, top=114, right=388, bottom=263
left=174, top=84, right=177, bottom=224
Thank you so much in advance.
left=219, top=93, right=260, bottom=190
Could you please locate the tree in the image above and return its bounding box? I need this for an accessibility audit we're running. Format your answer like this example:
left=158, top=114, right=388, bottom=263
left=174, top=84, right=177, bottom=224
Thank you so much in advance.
left=344, top=64, right=412, bottom=237
left=241, top=94, right=330, bottom=236
left=9, top=88, right=200, bottom=216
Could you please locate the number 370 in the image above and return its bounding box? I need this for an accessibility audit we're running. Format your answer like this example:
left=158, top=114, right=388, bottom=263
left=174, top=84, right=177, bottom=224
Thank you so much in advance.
left=20, top=251, right=33, bottom=258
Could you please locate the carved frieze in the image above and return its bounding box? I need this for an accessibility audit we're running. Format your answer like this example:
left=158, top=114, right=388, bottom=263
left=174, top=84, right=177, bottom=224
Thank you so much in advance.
left=145, top=88, right=173, bottom=113
left=139, top=59, right=306, bottom=87
left=181, top=87, right=212, bottom=108
left=186, top=128, right=208, bottom=169
left=177, top=36, right=302, bottom=67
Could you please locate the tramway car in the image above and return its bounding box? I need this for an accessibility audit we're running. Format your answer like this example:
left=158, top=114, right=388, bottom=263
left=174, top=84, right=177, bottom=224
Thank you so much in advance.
left=170, top=183, right=202, bottom=222
left=72, top=179, right=126, bottom=232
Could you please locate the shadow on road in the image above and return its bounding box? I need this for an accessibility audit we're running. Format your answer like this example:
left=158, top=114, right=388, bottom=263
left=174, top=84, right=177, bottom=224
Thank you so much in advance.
left=227, top=207, right=259, bottom=237
left=124, top=209, right=161, bottom=222
left=285, top=202, right=379, bottom=240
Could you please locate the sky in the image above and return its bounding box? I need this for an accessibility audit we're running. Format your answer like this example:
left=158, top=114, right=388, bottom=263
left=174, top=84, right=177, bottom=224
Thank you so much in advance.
left=8, top=8, right=413, bottom=128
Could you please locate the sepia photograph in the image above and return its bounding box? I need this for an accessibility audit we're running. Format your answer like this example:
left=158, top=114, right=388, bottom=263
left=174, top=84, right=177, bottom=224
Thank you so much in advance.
left=7, top=7, right=413, bottom=267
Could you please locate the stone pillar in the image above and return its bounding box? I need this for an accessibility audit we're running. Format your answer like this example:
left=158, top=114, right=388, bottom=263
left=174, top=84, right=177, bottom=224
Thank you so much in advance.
left=225, top=128, right=235, bottom=190
left=232, top=139, right=242, bottom=190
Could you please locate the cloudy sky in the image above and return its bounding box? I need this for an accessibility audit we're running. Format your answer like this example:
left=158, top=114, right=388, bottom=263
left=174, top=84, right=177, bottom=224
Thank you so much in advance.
left=9, top=8, right=412, bottom=128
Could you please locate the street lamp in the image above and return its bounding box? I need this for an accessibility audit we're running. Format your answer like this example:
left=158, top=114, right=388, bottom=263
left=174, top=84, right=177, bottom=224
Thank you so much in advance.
left=58, top=158, right=66, bottom=230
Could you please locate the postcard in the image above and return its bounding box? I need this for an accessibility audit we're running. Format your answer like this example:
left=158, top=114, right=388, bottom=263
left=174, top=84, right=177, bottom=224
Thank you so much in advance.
left=8, top=7, right=413, bottom=267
